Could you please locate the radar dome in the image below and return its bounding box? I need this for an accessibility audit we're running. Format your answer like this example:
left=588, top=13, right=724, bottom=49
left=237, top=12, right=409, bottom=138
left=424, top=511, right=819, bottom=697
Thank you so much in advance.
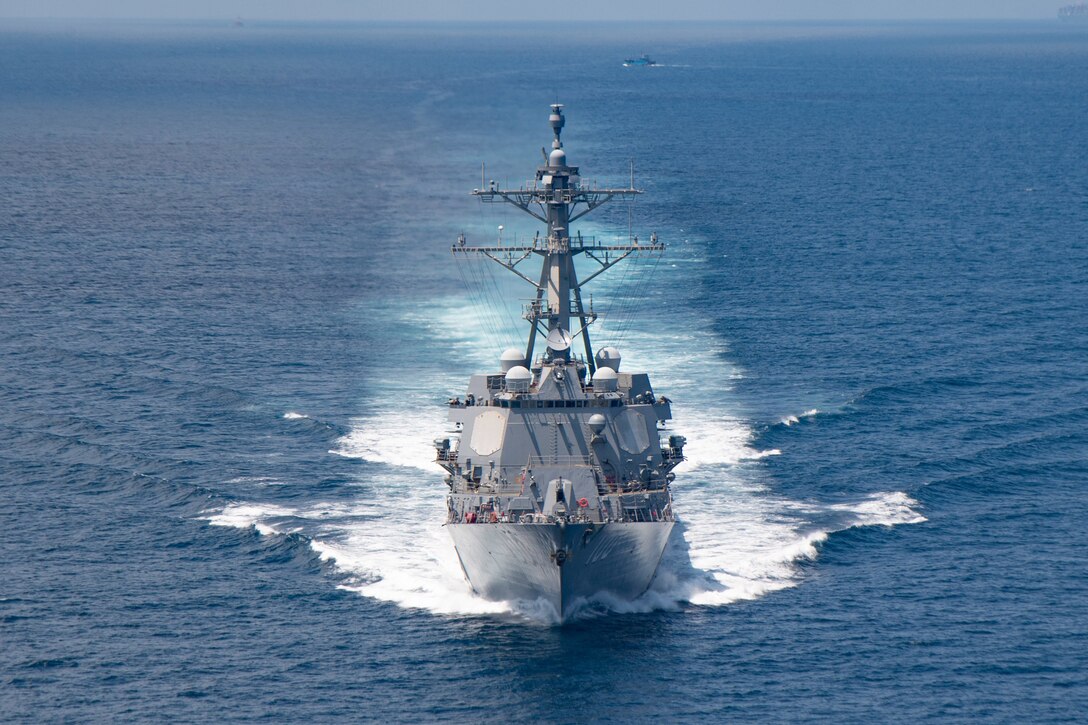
left=592, top=367, right=618, bottom=393
left=549, top=148, right=567, bottom=167
left=595, top=347, right=621, bottom=372
left=587, top=413, right=607, bottom=434
left=500, top=347, right=525, bottom=373
left=505, top=365, right=532, bottom=393
left=546, top=326, right=573, bottom=351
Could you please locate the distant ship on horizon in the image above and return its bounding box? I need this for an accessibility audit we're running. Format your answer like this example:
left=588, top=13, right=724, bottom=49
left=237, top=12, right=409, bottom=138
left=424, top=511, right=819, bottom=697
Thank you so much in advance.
left=623, top=55, right=657, bottom=67
left=1058, top=2, right=1088, bottom=19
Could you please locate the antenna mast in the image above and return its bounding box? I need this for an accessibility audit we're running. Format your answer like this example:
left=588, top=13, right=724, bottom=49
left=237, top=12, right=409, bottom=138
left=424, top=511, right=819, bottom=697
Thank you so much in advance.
left=455, top=104, right=663, bottom=372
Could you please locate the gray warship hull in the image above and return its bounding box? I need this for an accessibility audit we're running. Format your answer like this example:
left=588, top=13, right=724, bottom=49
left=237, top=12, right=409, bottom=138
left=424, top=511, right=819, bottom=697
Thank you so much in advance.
left=449, top=520, right=673, bottom=617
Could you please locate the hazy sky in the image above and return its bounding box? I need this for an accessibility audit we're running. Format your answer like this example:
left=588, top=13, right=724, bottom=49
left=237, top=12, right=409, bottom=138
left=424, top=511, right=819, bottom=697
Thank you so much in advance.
left=0, top=0, right=1070, bottom=21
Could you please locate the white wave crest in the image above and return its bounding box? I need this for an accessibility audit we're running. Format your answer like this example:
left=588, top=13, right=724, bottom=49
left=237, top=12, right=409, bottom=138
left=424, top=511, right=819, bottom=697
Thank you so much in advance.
left=781, top=408, right=820, bottom=426
left=828, top=490, right=928, bottom=527
left=205, top=502, right=296, bottom=535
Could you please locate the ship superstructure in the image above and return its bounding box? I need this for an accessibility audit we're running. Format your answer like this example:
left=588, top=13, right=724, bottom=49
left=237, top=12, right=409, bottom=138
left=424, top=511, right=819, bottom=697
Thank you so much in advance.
left=436, top=105, right=685, bottom=620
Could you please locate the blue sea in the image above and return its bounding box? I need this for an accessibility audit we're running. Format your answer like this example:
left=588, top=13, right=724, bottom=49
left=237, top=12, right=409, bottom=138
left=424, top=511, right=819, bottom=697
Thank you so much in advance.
left=2, top=19, right=1086, bottom=722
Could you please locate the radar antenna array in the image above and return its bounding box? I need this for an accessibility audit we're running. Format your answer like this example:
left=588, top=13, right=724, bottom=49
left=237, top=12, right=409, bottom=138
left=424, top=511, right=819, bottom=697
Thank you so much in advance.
left=454, top=104, right=664, bottom=373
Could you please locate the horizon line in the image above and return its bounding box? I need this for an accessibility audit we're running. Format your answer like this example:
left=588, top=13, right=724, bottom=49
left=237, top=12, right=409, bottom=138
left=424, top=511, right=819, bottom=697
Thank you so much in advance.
left=0, top=16, right=1068, bottom=23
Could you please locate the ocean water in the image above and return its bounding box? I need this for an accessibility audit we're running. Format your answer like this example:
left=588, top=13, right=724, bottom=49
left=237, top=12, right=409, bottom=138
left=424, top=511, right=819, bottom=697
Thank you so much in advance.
left=2, top=19, right=1086, bottom=722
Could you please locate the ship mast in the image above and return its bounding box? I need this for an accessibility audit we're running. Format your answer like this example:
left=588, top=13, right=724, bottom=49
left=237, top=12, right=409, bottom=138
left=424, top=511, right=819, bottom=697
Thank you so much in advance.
left=453, top=104, right=663, bottom=373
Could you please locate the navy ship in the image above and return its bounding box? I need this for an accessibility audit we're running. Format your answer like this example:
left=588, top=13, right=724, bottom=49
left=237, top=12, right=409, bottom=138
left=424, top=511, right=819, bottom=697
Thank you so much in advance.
left=1059, top=3, right=1088, bottom=19
left=437, top=105, right=685, bottom=620
left=623, top=54, right=657, bottom=67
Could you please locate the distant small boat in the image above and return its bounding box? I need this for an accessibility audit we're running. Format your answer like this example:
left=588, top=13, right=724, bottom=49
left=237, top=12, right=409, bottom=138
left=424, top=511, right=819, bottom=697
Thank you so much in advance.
left=623, top=55, right=657, bottom=67
left=1059, top=2, right=1088, bottom=19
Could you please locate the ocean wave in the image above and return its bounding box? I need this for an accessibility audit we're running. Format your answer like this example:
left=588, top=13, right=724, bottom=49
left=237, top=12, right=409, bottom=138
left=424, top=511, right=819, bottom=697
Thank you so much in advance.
left=780, top=408, right=820, bottom=426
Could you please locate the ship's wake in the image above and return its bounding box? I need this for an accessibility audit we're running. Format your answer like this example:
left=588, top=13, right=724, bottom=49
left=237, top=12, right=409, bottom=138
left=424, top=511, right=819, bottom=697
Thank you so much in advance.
left=203, top=301, right=925, bottom=624
left=205, top=414, right=923, bottom=623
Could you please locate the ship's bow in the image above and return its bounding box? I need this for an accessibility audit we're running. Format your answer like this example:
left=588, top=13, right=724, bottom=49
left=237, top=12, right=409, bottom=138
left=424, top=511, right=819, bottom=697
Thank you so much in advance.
left=449, top=521, right=673, bottom=620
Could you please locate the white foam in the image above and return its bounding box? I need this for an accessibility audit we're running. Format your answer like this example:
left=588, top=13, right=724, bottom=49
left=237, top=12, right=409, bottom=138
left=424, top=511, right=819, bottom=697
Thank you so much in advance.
left=656, top=488, right=925, bottom=608
left=203, top=481, right=516, bottom=618
left=309, top=510, right=511, bottom=617
left=330, top=406, right=447, bottom=472
left=781, top=408, right=820, bottom=426
left=829, top=491, right=928, bottom=527
left=330, top=295, right=519, bottom=472
left=225, top=476, right=288, bottom=487
left=205, top=502, right=297, bottom=536
left=740, top=448, right=782, bottom=460
left=283, top=412, right=309, bottom=420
